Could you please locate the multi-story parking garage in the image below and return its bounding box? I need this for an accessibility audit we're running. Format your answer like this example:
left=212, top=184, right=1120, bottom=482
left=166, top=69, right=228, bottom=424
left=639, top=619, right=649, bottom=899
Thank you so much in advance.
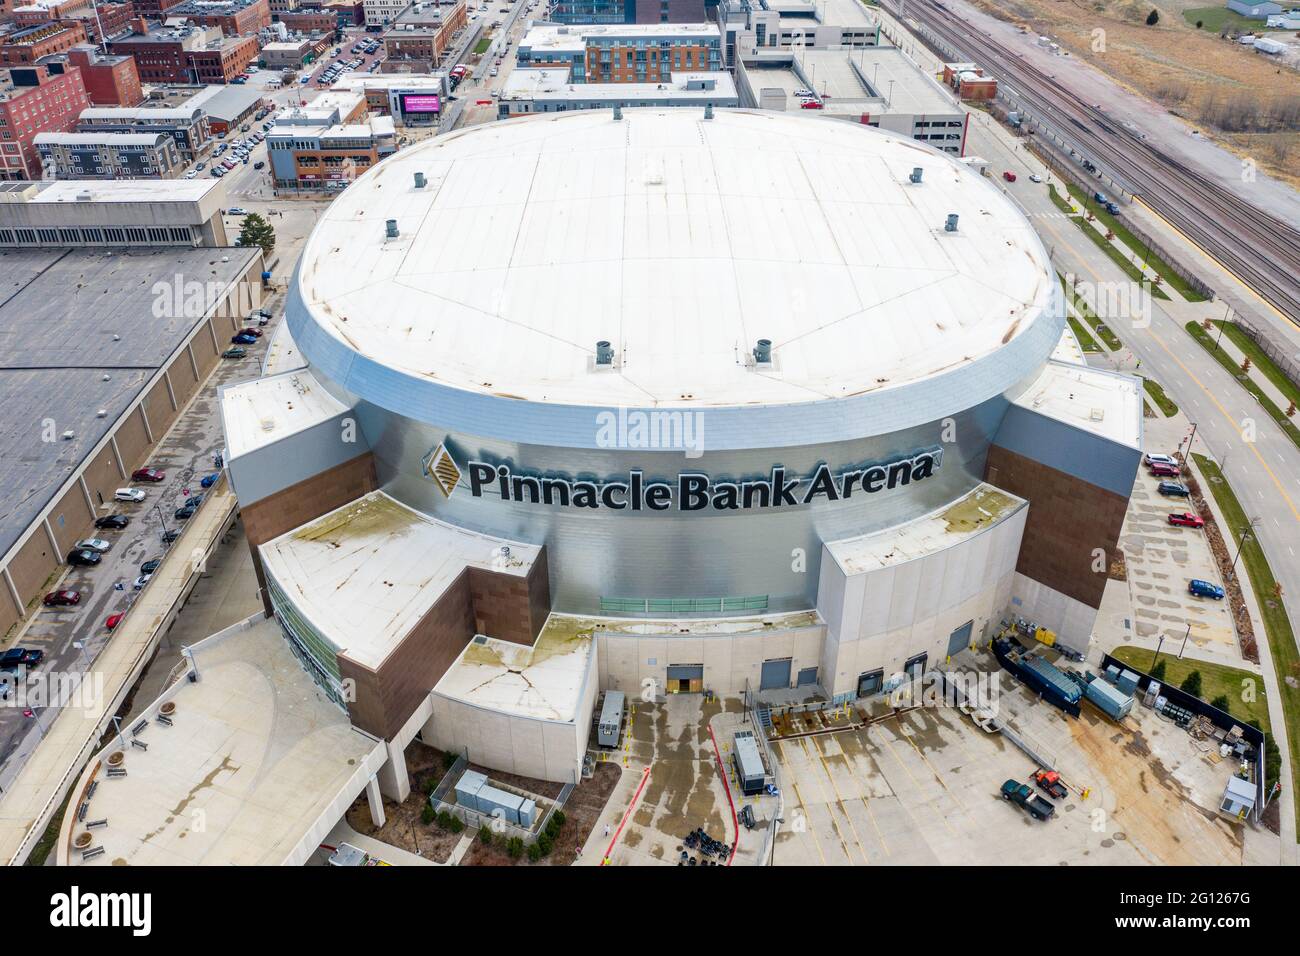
left=219, top=107, right=1142, bottom=799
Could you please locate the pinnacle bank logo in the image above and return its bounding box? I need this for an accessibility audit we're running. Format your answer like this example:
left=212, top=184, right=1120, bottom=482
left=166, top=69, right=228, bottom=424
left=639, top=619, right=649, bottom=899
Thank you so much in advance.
left=424, top=444, right=944, bottom=512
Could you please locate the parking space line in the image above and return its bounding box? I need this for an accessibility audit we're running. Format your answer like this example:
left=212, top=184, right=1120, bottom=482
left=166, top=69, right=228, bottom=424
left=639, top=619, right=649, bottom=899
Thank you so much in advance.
left=894, top=716, right=977, bottom=825
left=806, top=737, right=871, bottom=865
left=773, top=741, right=828, bottom=866
left=868, top=722, right=958, bottom=838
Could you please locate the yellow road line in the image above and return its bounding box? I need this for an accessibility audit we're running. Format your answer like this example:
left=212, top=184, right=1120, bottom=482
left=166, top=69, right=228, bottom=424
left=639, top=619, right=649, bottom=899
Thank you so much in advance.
left=894, top=715, right=976, bottom=825
left=792, top=738, right=854, bottom=865
left=807, top=737, right=872, bottom=865
left=773, top=741, right=827, bottom=867
left=868, top=722, right=957, bottom=838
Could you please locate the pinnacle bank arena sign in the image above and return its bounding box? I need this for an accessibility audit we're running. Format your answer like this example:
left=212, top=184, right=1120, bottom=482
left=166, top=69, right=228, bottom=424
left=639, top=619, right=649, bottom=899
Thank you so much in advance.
left=460, top=448, right=944, bottom=512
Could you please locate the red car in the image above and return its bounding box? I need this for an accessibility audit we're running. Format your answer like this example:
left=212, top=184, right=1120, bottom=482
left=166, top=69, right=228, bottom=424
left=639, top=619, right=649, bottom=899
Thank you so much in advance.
left=105, top=612, right=125, bottom=631
left=800, top=100, right=824, bottom=110
left=131, top=467, right=166, bottom=482
left=43, top=589, right=80, bottom=607
left=1002, top=171, right=1017, bottom=182
left=1149, top=461, right=1180, bottom=478
left=1168, top=511, right=1205, bottom=529
left=238, top=327, right=264, bottom=338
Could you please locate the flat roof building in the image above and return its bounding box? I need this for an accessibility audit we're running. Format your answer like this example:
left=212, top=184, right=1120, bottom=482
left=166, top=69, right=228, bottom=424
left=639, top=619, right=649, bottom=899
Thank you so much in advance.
left=516, top=22, right=724, bottom=82
left=35, top=129, right=186, bottom=178
left=497, top=68, right=738, bottom=117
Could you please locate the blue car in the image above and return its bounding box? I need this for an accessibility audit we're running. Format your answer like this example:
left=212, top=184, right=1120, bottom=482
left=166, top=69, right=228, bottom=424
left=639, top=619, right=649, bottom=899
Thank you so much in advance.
left=232, top=332, right=258, bottom=345
left=1188, top=579, right=1225, bottom=600
left=199, top=472, right=220, bottom=489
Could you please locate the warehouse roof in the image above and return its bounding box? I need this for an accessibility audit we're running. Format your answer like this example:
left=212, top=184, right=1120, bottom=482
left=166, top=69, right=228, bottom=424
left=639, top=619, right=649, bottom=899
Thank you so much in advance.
left=259, top=493, right=540, bottom=669
left=1010, top=361, right=1143, bottom=448
left=292, top=108, right=1054, bottom=412
left=220, top=368, right=348, bottom=458
left=0, top=246, right=259, bottom=562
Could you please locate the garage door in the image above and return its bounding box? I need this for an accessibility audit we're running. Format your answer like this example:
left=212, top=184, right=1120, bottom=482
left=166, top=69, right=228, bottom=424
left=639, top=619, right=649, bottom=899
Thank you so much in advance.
left=948, top=620, right=974, bottom=657
left=760, top=658, right=792, bottom=690
left=797, top=666, right=819, bottom=687
left=904, top=653, right=927, bottom=680
left=666, top=665, right=703, bottom=681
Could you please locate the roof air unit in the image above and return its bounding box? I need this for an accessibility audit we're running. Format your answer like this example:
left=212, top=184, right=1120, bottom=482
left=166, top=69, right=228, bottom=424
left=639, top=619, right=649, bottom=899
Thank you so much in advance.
left=944, top=213, right=959, bottom=232
left=909, top=166, right=923, bottom=183
left=753, top=338, right=772, bottom=364
left=704, top=103, right=713, bottom=120
left=385, top=218, right=399, bottom=238
left=595, top=340, right=614, bottom=365
left=414, top=171, right=426, bottom=188
left=613, top=104, right=622, bottom=121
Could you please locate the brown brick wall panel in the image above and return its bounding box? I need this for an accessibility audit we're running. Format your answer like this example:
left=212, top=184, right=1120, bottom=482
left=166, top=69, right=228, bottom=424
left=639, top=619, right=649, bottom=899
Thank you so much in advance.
left=340, top=569, right=477, bottom=739
left=985, top=445, right=1127, bottom=609
left=168, top=348, right=198, bottom=405
left=241, top=452, right=378, bottom=548
left=0, top=585, right=21, bottom=637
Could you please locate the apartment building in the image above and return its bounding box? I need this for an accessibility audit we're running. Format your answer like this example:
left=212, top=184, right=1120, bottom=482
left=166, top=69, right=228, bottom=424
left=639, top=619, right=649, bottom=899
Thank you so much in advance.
left=35, top=129, right=185, bottom=178
left=0, top=62, right=89, bottom=179
left=77, top=103, right=210, bottom=161
left=381, top=0, right=465, bottom=72
left=363, top=0, right=409, bottom=26
left=515, top=23, right=723, bottom=83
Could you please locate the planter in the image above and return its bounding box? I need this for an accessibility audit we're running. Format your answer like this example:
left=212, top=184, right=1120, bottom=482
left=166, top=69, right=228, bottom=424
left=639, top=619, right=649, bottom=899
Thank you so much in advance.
left=160, top=701, right=176, bottom=717
left=74, top=832, right=92, bottom=850
left=106, top=751, right=124, bottom=767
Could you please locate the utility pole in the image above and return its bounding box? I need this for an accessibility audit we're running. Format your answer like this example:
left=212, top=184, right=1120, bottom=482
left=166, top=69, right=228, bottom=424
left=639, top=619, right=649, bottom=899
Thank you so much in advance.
left=1228, top=518, right=1261, bottom=579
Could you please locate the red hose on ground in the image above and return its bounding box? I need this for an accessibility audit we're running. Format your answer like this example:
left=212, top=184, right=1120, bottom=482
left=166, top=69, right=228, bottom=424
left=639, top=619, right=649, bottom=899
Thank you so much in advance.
left=707, top=724, right=738, bottom=866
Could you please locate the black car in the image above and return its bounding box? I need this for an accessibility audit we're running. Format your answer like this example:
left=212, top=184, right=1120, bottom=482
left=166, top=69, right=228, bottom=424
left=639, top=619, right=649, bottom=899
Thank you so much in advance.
left=0, top=648, right=43, bottom=671
left=174, top=505, right=196, bottom=520
left=67, top=548, right=101, bottom=566
left=94, top=514, right=130, bottom=530
left=140, top=559, right=161, bottom=575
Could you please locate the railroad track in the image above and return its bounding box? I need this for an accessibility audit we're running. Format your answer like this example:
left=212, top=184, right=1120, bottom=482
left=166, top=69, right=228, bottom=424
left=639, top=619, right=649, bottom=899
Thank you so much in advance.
left=891, top=0, right=1300, bottom=326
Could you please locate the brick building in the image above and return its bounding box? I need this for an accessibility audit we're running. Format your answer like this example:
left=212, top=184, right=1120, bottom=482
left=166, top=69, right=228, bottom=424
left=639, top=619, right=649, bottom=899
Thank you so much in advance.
left=0, top=62, right=89, bottom=179
left=381, top=0, right=465, bottom=72
left=107, top=20, right=260, bottom=84
left=515, top=22, right=723, bottom=83
left=0, top=21, right=88, bottom=66
left=66, top=45, right=143, bottom=106
left=10, top=0, right=90, bottom=27
left=166, top=0, right=272, bottom=34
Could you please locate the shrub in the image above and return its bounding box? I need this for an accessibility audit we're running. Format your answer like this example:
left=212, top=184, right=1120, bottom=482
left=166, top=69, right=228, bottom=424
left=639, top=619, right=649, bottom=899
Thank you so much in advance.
left=527, top=842, right=542, bottom=863
left=1210, top=695, right=1231, bottom=713
left=1145, top=8, right=1159, bottom=25
left=448, top=815, right=464, bottom=834
left=537, top=833, right=553, bottom=856
left=420, top=804, right=436, bottom=825
left=1150, top=659, right=1167, bottom=681
left=551, top=809, right=566, bottom=829
left=442, top=751, right=458, bottom=769
left=506, top=836, right=524, bottom=859
left=1180, top=670, right=1203, bottom=698
left=478, top=825, right=493, bottom=844
left=436, top=810, right=453, bottom=830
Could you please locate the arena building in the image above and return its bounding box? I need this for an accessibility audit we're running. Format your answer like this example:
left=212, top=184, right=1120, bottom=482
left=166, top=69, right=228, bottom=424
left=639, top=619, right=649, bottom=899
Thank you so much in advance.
left=220, top=107, right=1142, bottom=797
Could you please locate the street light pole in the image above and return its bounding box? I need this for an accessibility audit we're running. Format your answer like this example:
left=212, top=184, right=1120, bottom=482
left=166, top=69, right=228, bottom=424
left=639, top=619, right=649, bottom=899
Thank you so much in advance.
left=1177, top=623, right=1191, bottom=659
left=1149, top=633, right=1166, bottom=673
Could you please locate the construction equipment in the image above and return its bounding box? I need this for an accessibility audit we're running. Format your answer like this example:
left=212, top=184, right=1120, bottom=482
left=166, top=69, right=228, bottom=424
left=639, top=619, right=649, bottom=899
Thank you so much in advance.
left=1032, top=770, right=1068, bottom=800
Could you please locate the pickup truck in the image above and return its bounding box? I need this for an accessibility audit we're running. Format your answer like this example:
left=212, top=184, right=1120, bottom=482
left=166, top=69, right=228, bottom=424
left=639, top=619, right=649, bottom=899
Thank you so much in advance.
left=1001, top=779, right=1055, bottom=820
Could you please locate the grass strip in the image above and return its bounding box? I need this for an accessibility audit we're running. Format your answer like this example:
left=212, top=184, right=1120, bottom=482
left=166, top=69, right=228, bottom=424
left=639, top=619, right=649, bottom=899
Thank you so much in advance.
left=1192, top=453, right=1299, bottom=834
left=1142, top=377, right=1179, bottom=417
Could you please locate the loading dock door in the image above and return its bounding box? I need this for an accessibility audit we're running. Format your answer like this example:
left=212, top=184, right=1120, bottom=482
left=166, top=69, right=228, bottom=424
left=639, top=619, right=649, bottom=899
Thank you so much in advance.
left=904, top=653, right=927, bottom=681
left=948, top=620, right=974, bottom=658
left=858, top=669, right=884, bottom=698
left=797, top=666, right=819, bottom=687
left=760, top=658, right=792, bottom=691
left=666, top=664, right=703, bottom=694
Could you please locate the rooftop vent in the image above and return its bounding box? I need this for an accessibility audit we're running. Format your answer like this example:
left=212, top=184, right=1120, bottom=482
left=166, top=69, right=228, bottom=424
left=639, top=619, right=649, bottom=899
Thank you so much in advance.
left=909, top=166, right=923, bottom=184
left=613, top=104, right=622, bottom=121
left=385, top=218, right=399, bottom=239
left=414, top=171, right=426, bottom=188
left=753, top=338, right=772, bottom=364
left=944, top=213, right=959, bottom=232
left=62, top=430, right=75, bottom=440
left=595, top=340, right=614, bottom=365
left=704, top=103, right=713, bottom=120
